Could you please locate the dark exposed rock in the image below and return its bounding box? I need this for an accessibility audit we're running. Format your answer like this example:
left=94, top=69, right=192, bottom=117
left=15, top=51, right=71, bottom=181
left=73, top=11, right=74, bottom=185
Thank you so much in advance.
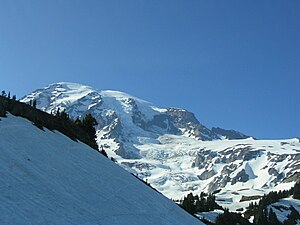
left=208, top=175, right=231, bottom=192
left=268, top=168, right=279, bottom=176
left=198, top=169, right=216, bottom=180
left=166, top=108, right=199, bottom=125
left=121, top=161, right=155, bottom=171
left=243, top=150, right=263, bottom=161
left=283, top=172, right=300, bottom=183
left=221, top=164, right=238, bottom=176
left=267, top=152, right=289, bottom=162
left=281, top=142, right=289, bottom=146
left=99, top=115, right=122, bottom=140
left=191, top=142, right=300, bottom=192
left=271, top=173, right=285, bottom=184
left=193, top=145, right=267, bottom=192
left=129, top=98, right=147, bottom=129
left=219, top=146, right=264, bottom=164
left=194, top=150, right=218, bottom=169
left=212, top=127, right=251, bottom=140
left=193, top=153, right=205, bottom=169
left=240, top=195, right=262, bottom=202
left=165, top=108, right=219, bottom=141
left=291, top=154, right=300, bottom=161
left=212, top=189, right=221, bottom=194
left=231, top=169, right=249, bottom=185
left=147, top=114, right=179, bottom=134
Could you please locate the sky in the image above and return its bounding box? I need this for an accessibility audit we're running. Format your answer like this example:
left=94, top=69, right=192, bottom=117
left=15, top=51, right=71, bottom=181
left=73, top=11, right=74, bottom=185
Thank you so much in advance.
left=0, top=0, right=299, bottom=139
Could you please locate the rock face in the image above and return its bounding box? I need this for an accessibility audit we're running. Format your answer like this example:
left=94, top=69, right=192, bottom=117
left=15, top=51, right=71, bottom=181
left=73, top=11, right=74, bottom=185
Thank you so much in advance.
left=231, top=169, right=249, bottom=185
left=165, top=108, right=219, bottom=140
left=212, top=127, right=250, bottom=140
left=147, top=113, right=178, bottom=134
left=21, top=82, right=300, bottom=212
left=198, top=170, right=216, bottom=180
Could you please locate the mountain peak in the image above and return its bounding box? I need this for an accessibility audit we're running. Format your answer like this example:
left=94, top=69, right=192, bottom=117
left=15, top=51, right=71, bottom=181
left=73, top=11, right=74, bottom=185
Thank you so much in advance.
left=21, top=82, right=251, bottom=148
left=45, top=82, right=96, bottom=94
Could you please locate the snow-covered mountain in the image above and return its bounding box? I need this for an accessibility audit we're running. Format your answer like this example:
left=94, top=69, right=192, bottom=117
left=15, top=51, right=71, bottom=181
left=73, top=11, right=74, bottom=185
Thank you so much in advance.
left=21, top=82, right=249, bottom=156
left=21, top=82, right=300, bottom=212
left=0, top=113, right=202, bottom=225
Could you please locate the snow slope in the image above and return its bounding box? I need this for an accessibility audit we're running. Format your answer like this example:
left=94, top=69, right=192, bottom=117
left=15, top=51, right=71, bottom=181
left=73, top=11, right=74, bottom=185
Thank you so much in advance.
left=0, top=114, right=202, bottom=225
left=21, top=82, right=300, bottom=212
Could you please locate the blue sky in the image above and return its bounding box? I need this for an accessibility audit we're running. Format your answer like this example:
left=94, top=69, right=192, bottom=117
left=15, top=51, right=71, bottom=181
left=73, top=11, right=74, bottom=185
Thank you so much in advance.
left=0, top=1, right=299, bottom=139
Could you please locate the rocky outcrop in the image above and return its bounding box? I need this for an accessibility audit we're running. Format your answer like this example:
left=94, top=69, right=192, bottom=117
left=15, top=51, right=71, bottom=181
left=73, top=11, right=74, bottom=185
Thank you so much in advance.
left=283, top=172, right=300, bottom=183
left=222, top=164, right=238, bottom=175
left=147, top=114, right=179, bottom=134
left=268, top=168, right=280, bottom=176
left=193, top=146, right=268, bottom=192
left=166, top=108, right=219, bottom=140
left=129, top=98, right=147, bottom=129
left=231, top=169, right=249, bottom=185
left=193, top=150, right=218, bottom=169
left=219, top=146, right=263, bottom=163
left=268, top=168, right=284, bottom=184
left=240, top=195, right=262, bottom=202
left=212, top=127, right=251, bottom=140
left=198, top=169, right=216, bottom=180
left=208, top=175, right=231, bottom=193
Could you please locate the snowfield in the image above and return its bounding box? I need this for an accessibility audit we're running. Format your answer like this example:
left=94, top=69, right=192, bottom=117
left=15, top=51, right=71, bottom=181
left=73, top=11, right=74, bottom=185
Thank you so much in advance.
left=0, top=114, right=203, bottom=225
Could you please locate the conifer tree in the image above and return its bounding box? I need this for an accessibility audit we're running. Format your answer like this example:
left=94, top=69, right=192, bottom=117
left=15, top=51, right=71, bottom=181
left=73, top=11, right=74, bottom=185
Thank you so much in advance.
left=55, top=108, right=61, bottom=117
left=215, top=208, right=252, bottom=225
left=293, top=182, right=300, bottom=200
left=284, top=205, right=300, bottom=225
left=268, top=208, right=281, bottom=225
left=82, top=114, right=98, bottom=128
left=32, top=99, right=37, bottom=108
left=100, top=146, right=108, bottom=157
left=181, top=193, right=196, bottom=214
left=59, top=110, right=70, bottom=121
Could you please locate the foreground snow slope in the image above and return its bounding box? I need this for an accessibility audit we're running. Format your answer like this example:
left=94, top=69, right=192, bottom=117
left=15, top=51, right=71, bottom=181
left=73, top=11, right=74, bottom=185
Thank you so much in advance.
left=0, top=114, right=202, bottom=225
